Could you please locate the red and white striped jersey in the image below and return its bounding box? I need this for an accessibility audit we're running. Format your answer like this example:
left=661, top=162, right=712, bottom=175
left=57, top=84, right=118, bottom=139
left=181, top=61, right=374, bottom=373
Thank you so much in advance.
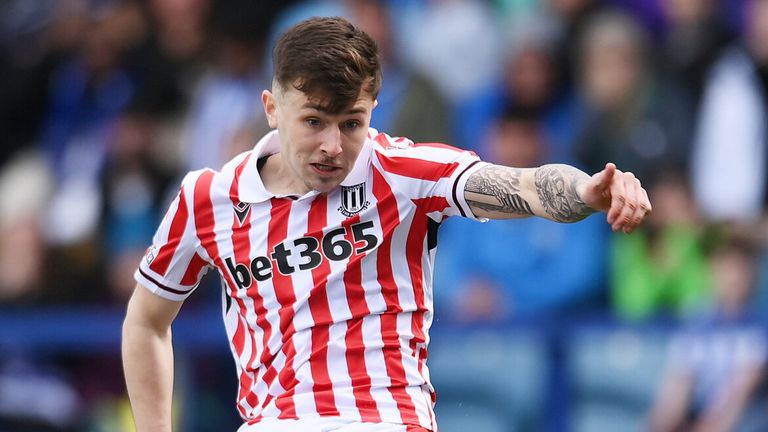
left=135, top=128, right=487, bottom=430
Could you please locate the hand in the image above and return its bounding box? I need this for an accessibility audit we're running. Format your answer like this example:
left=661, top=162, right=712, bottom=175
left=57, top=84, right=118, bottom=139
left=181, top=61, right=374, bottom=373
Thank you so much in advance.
left=579, top=163, right=651, bottom=233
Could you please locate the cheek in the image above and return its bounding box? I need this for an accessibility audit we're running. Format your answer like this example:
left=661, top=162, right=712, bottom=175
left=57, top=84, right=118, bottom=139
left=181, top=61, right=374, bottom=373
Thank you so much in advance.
left=342, top=139, right=365, bottom=162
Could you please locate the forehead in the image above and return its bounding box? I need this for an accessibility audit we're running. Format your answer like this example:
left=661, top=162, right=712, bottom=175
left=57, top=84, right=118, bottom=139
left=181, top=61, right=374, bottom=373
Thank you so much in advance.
left=279, top=85, right=375, bottom=114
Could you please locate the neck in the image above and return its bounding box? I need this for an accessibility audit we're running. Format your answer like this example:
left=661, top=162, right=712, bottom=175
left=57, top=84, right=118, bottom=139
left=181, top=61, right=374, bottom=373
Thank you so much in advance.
left=260, top=153, right=309, bottom=196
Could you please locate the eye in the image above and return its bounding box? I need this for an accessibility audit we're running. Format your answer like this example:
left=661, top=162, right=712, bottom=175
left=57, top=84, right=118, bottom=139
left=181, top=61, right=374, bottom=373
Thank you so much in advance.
left=344, top=120, right=361, bottom=130
left=306, top=118, right=321, bottom=127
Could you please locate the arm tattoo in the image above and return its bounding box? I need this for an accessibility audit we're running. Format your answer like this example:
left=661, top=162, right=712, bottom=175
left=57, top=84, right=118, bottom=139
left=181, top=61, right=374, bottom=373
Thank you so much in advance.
left=465, top=166, right=534, bottom=216
left=534, top=164, right=595, bottom=222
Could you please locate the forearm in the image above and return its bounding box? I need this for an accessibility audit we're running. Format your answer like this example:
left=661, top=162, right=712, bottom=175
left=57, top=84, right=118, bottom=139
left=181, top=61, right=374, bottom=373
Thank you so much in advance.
left=122, top=295, right=176, bottom=431
left=647, top=373, right=694, bottom=432
left=465, top=164, right=596, bottom=222
left=693, top=370, right=763, bottom=432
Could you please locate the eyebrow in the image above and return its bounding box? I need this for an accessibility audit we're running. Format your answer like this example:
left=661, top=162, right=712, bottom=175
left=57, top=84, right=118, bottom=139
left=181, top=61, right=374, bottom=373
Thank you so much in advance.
left=302, top=102, right=367, bottom=115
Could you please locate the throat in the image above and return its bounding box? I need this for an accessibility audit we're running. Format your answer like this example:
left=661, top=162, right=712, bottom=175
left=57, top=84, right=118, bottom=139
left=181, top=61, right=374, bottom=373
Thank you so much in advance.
left=259, top=153, right=311, bottom=196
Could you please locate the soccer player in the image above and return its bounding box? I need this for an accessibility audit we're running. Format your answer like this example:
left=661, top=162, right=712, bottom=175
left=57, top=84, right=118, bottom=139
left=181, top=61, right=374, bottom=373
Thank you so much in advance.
left=122, top=17, right=651, bottom=432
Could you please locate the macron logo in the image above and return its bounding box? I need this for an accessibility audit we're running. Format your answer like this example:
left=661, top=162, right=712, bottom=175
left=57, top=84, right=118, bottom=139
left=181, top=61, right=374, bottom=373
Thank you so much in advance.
left=234, top=202, right=251, bottom=225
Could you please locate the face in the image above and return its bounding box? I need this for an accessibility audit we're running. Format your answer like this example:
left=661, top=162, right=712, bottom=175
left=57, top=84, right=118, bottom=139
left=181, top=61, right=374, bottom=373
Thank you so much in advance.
left=262, top=85, right=375, bottom=194
left=662, top=0, right=712, bottom=25
left=489, top=119, right=543, bottom=168
left=506, top=49, right=553, bottom=108
left=748, top=0, right=768, bottom=62
left=712, top=247, right=754, bottom=312
left=584, top=39, right=641, bottom=110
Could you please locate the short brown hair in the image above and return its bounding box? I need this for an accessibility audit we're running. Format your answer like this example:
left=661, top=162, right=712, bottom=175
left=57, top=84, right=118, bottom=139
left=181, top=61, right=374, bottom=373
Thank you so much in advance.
left=272, top=16, right=382, bottom=113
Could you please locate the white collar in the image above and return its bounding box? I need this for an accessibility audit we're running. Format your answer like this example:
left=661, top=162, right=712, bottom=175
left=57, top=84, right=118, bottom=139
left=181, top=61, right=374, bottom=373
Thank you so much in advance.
left=237, top=129, right=374, bottom=203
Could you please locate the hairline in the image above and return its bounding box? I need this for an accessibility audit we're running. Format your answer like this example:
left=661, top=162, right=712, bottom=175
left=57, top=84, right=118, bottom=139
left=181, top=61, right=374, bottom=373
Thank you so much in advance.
left=272, top=78, right=377, bottom=115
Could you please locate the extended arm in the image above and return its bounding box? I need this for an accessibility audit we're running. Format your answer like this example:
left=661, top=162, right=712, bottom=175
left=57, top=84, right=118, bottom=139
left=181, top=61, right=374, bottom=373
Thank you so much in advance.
left=122, top=284, right=184, bottom=432
left=692, top=365, right=765, bottom=432
left=465, top=162, right=651, bottom=232
left=647, top=370, right=694, bottom=432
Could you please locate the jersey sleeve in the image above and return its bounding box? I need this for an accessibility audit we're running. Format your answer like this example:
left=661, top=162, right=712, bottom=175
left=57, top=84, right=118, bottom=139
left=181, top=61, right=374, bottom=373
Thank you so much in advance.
left=372, top=133, right=489, bottom=221
left=134, top=171, right=212, bottom=301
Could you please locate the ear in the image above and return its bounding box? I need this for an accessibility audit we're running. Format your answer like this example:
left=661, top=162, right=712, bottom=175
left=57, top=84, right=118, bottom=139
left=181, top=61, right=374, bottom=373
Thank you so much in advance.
left=262, top=90, right=278, bottom=128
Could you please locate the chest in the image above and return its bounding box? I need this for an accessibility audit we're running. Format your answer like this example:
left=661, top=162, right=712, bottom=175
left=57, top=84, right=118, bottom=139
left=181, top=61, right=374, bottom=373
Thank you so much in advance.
left=201, top=187, right=397, bottom=292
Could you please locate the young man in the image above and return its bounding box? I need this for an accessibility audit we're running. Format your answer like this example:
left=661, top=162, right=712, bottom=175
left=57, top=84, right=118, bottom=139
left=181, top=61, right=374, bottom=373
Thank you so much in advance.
left=122, top=17, right=651, bottom=432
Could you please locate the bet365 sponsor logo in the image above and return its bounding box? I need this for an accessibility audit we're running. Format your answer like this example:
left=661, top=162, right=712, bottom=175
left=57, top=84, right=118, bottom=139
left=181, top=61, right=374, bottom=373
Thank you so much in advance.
left=225, top=221, right=378, bottom=289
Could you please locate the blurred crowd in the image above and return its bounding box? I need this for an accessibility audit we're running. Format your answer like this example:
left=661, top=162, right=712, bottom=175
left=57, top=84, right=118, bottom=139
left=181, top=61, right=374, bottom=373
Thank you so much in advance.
left=1, top=0, right=768, bottom=430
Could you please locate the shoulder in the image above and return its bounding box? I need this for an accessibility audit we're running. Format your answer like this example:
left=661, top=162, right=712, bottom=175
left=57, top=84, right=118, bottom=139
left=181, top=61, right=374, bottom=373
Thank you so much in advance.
left=178, top=155, right=251, bottom=204
left=369, top=129, right=474, bottom=163
left=183, top=151, right=251, bottom=188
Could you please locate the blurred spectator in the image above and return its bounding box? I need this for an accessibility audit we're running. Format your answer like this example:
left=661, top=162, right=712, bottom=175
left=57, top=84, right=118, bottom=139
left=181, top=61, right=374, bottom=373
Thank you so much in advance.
left=573, top=9, right=695, bottom=186
left=0, top=0, right=69, bottom=170
left=690, top=0, right=768, bottom=223
left=180, top=0, right=274, bottom=171
left=647, top=234, right=768, bottom=432
left=659, top=0, right=733, bottom=105
left=612, top=171, right=711, bottom=321
left=455, top=12, right=581, bottom=158
left=546, top=0, right=606, bottom=90
left=0, top=152, right=51, bottom=304
left=100, top=109, right=175, bottom=302
left=125, top=0, right=212, bottom=117
left=39, top=1, right=141, bottom=246
left=434, top=107, right=608, bottom=322
left=347, top=0, right=451, bottom=143
left=30, top=1, right=147, bottom=304
left=405, top=0, right=501, bottom=104
left=0, top=356, right=82, bottom=431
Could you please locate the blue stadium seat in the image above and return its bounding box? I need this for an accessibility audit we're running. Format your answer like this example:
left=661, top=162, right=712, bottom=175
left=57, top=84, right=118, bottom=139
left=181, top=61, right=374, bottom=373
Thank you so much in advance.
left=428, top=327, right=547, bottom=431
left=567, top=326, right=670, bottom=432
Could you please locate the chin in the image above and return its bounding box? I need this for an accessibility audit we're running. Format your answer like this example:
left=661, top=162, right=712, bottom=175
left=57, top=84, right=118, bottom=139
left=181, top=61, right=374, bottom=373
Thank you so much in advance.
left=307, top=180, right=339, bottom=194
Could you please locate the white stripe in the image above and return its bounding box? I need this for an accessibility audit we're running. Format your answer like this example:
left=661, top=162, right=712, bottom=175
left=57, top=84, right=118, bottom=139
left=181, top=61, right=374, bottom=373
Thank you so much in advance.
left=362, top=315, right=397, bottom=417
left=288, top=328, right=317, bottom=417
left=327, top=321, right=356, bottom=419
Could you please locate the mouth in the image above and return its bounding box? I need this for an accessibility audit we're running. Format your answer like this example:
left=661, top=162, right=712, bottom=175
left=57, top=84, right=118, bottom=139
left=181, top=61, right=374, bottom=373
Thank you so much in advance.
left=310, top=162, right=342, bottom=176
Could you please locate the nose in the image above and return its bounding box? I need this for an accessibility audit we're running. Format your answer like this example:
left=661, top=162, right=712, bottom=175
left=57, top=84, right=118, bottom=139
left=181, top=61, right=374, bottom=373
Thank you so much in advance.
left=319, top=126, right=343, bottom=158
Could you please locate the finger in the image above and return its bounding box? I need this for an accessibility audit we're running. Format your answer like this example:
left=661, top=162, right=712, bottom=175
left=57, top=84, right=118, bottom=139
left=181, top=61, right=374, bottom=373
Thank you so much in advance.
left=606, top=170, right=626, bottom=226
left=592, top=162, right=617, bottom=191
left=611, top=172, right=638, bottom=232
left=642, top=186, right=652, bottom=215
left=624, top=178, right=648, bottom=233
left=613, top=177, right=637, bottom=232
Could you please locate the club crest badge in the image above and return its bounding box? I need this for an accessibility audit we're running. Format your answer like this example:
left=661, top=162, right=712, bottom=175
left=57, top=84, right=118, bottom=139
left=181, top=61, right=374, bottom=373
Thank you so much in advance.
left=338, top=183, right=369, bottom=217
left=145, top=245, right=157, bottom=265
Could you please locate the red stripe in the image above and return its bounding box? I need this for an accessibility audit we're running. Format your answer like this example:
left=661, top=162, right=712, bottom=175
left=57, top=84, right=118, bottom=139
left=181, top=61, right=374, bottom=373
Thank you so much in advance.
left=191, top=170, right=252, bottom=418
left=179, top=253, right=208, bottom=287
left=372, top=169, right=403, bottom=313
left=264, top=198, right=299, bottom=419
left=228, top=155, right=263, bottom=416
left=304, top=194, right=340, bottom=416
left=403, top=197, right=449, bottom=431
left=376, top=154, right=460, bottom=182
left=150, top=188, right=189, bottom=275
left=342, top=214, right=368, bottom=317
left=371, top=167, right=421, bottom=426
left=342, top=214, right=381, bottom=422
left=374, top=133, right=395, bottom=149
left=229, top=154, right=251, bottom=203
left=407, top=197, right=449, bottom=382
